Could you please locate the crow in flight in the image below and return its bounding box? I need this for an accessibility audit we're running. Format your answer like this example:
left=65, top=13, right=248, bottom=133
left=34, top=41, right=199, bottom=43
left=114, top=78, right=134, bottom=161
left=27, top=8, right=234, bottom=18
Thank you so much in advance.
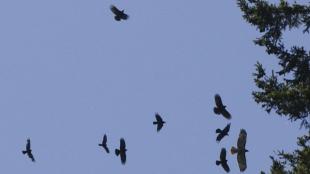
left=213, top=94, right=231, bottom=119
left=216, top=148, right=230, bottom=173
left=216, top=123, right=231, bottom=142
left=22, top=139, right=35, bottom=162
left=115, top=138, right=127, bottom=164
left=231, top=129, right=248, bottom=172
left=110, top=5, right=129, bottom=21
left=98, top=134, right=110, bottom=153
left=153, top=113, right=165, bottom=132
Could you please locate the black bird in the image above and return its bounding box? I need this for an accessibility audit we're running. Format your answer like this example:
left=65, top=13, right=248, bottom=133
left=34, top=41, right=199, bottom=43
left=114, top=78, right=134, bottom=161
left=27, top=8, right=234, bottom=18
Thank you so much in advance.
left=216, top=148, right=230, bottom=173
left=115, top=138, right=127, bottom=164
left=231, top=129, right=248, bottom=172
left=216, top=123, right=231, bottom=142
left=22, top=139, right=35, bottom=162
left=153, top=113, right=165, bottom=132
left=213, top=94, right=231, bottom=119
left=110, top=5, right=129, bottom=21
left=98, top=134, right=110, bottom=153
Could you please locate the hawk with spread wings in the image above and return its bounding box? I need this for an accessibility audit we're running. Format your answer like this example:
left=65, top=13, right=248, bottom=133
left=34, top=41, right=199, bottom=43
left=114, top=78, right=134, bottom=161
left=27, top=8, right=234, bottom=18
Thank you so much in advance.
left=213, top=94, right=231, bottom=119
left=231, top=129, right=248, bottom=172
left=110, top=5, right=129, bottom=21
left=22, top=139, right=35, bottom=162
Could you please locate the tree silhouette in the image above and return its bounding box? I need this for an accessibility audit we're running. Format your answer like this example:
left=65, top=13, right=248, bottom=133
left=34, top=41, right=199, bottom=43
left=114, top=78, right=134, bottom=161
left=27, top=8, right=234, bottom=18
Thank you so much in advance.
left=237, top=0, right=310, bottom=173
left=238, top=0, right=310, bottom=129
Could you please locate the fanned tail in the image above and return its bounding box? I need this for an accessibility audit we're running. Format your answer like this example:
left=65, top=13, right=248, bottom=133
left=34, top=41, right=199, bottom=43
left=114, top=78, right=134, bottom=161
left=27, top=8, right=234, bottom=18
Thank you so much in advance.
left=22, top=150, right=27, bottom=154
left=216, top=129, right=221, bottom=133
left=216, top=160, right=221, bottom=165
left=231, top=146, right=238, bottom=154
left=115, top=149, right=120, bottom=156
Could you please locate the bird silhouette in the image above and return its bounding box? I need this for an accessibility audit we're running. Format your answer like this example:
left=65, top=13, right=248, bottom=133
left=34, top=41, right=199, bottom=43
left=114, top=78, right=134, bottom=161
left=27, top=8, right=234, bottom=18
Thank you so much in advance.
left=213, top=94, right=231, bottom=119
left=153, top=113, right=165, bottom=132
left=216, top=148, right=230, bottom=173
left=231, top=129, right=248, bottom=172
left=22, top=139, right=35, bottom=162
left=115, top=138, right=127, bottom=164
left=98, top=134, right=110, bottom=153
left=216, top=123, right=231, bottom=142
left=110, top=5, right=129, bottom=21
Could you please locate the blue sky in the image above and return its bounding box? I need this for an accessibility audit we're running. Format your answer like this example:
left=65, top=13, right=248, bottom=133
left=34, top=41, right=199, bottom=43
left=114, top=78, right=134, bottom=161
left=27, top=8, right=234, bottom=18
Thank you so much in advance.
left=0, top=0, right=309, bottom=173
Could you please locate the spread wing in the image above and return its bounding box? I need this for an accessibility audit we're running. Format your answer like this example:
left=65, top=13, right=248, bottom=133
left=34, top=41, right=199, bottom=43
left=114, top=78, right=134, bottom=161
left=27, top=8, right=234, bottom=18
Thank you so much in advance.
left=221, top=109, right=232, bottom=119
left=120, top=138, right=126, bottom=150
left=120, top=151, right=126, bottom=164
left=237, top=151, right=247, bottom=172
left=223, top=123, right=231, bottom=133
left=110, top=5, right=121, bottom=15
left=26, top=139, right=31, bottom=150
left=220, top=148, right=226, bottom=161
left=215, top=94, right=224, bottom=107
left=103, top=134, right=107, bottom=144
left=216, top=133, right=225, bottom=142
left=237, top=129, right=247, bottom=149
left=28, top=152, right=35, bottom=162
left=157, top=123, right=163, bottom=132
left=155, top=113, right=163, bottom=123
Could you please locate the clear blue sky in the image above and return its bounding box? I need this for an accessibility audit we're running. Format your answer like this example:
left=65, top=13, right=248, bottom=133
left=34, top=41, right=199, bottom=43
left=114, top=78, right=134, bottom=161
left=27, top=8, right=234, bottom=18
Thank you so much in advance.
left=0, top=0, right=309, bottom=173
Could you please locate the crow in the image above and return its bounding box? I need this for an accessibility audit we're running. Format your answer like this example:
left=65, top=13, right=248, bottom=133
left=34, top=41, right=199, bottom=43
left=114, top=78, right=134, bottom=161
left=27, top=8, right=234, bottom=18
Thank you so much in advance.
left=98, top=134, right=110, bottom=153
left=231, top=129, right=248, bottom=172
left=115, top=138, right=127, bottom=164
left=216, top=123, right=231, bottom=142
left=153, top=113, right=165, bottom=132
left=216, top=148, right=230, bottom=173
left=213, top=94, right=231, bottom=119
left=22, top=139, right=35, bottom=162
left=110, top=5, right=129, bottom=21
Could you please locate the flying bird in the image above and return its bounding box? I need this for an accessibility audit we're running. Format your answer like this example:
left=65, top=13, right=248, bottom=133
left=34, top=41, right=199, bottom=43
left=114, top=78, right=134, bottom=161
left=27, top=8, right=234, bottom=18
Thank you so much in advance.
left=213, top=94, right=231, bottom=119
left=231, top=129, right=248, bottom=172
left=98, top=134, right=110, bottom=153
left=216, top=148, right=230, bottom=173
left=216, top=123, right=231, bottom=142
left=22, top=139, right=35, bottom=162
left=110, top=5, right=129, bottom=21
left=153, top=113, right=165, bottom=132
left=115, top=138, right=127, bottom=164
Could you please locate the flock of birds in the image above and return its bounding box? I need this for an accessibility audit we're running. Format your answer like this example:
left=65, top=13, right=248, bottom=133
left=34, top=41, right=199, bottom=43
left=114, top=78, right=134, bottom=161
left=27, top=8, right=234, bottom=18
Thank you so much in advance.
left=21, top=5, right=249, bottom=173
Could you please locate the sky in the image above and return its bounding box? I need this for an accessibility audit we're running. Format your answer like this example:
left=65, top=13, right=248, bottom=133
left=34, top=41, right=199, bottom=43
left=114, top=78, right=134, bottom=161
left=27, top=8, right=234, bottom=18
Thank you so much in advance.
left=0, top=0, right=309, bottom=173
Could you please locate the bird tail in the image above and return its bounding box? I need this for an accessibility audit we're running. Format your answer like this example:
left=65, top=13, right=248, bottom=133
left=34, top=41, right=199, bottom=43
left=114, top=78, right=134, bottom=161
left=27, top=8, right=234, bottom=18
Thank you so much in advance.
left=22, top=150, right=27, bottom=154
left=215, top=129, right=221, bottom=133
left=214, top=107, right=221, bottom=114
left=216, top=160, right=221, bottom=166
left=153, top=121, right=157, bottom=125
left=98, top=144, right=102, bottom=146
left=231, top=146, right=238, bottom=154
left=115, top=149, right=120, bottom=156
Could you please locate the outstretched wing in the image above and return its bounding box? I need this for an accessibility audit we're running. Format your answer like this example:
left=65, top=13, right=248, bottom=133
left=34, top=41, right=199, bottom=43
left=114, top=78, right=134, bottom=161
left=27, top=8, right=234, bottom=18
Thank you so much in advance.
left=237, top=151, right=247, bottom=172
left=237, top=129, right=247, bottom=149
left=155, top=113, right=163, bottom=123
left=120, top=138, right=126, bottom=150
left=223, top=123, right=231, bottom=133
left=26, top=139, right=31, bottom=150
left=214, top=94, right=224, bottom=107
left=157, top=123, right=163, bottom=132
left=220, top=148, right=226, bottom=161
left=103, top=134, right=107, bottom=144
left=221, top=109, right=231, bottom=119
left=120, top=151, right=126, bottom=164
left=28, top=152, right=35, bottom=162
left=110, top=5, right=121, bottom=16
left=216, top=133, right=224, bottom=142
